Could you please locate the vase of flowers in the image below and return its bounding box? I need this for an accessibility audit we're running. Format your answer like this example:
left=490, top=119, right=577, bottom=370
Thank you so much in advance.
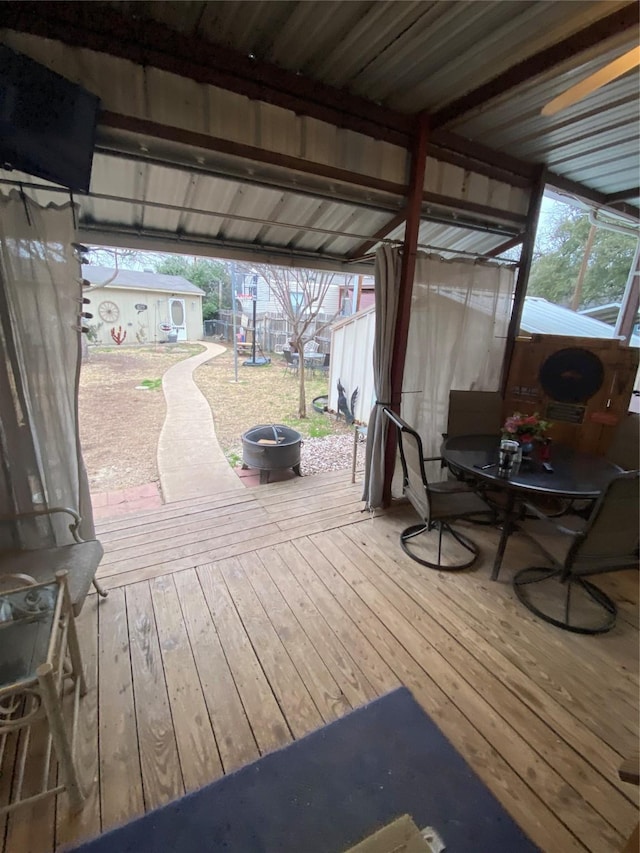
left=501, top=412, right=550, bottom=462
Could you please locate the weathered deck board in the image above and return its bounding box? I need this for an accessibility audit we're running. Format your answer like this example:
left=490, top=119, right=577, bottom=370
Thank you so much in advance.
left=218, top=556, right=324, bottom=738
left=258, top=544, right=378, bottom=709
left=197, top=563, right=292, bottom=755
left=328, top=527, right=630, bottom=847
left=97, top=587, right=144, bottom=831
left=344, top=522, right=636, bottom=805
left=125, top=583, right=183, bottom=809
left=2, top=473, right=637, bottom=853
left=291, top=535, right=589, bottom=853
left=98, top=509, right=370, bottom=588
left=149, top=576, right=223, bottom=791
left=172, top=570, right=260, bottom=773
left=55, top=596, right=101, bottom=849
left=238, top=551, right=352, bottom=722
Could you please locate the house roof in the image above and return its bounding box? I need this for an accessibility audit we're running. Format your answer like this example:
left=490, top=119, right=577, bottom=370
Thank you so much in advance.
left=82, top=266, right=205, bottom=295
left=521, top=296, right=640, bottom=345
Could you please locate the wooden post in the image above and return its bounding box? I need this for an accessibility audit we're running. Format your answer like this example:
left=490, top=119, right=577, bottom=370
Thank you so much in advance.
left=382, top=113, right=430, bottom=506
left=500, top=165, right=547, bottom=396
left=570, top=223, right=596, bottom=310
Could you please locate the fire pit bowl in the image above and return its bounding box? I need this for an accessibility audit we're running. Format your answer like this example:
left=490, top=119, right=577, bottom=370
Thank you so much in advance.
left=241, top=424, right=302, bottom=484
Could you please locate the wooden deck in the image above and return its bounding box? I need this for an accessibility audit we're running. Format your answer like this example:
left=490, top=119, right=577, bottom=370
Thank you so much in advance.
left=1, top=470, right=638, bottom=852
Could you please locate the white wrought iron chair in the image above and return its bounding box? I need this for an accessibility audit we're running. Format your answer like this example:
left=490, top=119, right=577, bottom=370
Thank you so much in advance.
left=0, top=507, right=108, bottom=616
left=384, top=408, right=492, bottom=571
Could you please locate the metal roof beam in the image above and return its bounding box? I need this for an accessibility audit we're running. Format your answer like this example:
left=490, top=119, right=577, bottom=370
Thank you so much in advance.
left=94, top=146, right=404, bottom=216
left=76, top=225, right=373, bottom=275
left=605, top=186, right=640, bottom=203
left=99, top=112, right=408, bottom=199
left=548, top=171, right=640, bottom=221
left=485, top=235, right=524, bottom=259
left=346, top=211, right=407, bottom=260
left=431, top=3, right=640, bottom=128
left=98, top=115, right=527, bottom=230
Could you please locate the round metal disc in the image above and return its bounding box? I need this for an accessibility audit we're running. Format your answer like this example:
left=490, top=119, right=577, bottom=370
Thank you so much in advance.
left=538, top=347, right=605, bottom=403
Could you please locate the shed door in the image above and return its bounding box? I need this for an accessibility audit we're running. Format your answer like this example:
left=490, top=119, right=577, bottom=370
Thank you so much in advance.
left=169, top=298, right=187, bottom=340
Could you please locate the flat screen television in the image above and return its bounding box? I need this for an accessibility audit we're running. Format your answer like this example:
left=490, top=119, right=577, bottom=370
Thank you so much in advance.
left=0, top=45, right=100, bottom=193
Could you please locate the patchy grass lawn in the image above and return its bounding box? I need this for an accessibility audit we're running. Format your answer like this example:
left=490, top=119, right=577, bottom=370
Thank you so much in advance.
left=79, top=344, right=204, bottom=492
left=194, top=349, right=353, bottom=465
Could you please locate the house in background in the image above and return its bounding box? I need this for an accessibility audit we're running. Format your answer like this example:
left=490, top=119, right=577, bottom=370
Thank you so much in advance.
left=234, top=270, right=373, bottom=319
left=82, top=266, right=205, bottom=344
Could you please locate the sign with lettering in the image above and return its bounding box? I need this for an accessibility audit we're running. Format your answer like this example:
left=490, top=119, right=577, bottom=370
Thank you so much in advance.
left=546, top=402, right=586, bottom=424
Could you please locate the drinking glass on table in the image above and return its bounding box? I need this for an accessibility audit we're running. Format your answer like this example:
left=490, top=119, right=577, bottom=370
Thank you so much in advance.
left=498, top=439, right=520, bottom=476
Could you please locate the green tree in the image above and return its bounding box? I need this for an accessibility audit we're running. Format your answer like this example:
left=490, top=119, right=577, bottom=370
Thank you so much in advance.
left=154, top=256, right=231, bottom=319
left=528, top=211, right=637, bottom=309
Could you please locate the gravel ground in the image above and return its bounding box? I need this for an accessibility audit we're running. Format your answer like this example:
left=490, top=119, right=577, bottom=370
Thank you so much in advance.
left=299, top=432, right=367, bottom=475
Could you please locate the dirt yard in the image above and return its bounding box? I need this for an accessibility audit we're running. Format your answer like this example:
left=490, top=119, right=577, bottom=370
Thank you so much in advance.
left=194, top=349, right=355, bottom=466
left=80, top=345, right=362, bottom=493
left=78, top=344, right=204, bottom=492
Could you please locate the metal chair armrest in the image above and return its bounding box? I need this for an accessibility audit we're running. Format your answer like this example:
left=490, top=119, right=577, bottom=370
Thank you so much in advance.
left=0, top=507, right=83, bottom=543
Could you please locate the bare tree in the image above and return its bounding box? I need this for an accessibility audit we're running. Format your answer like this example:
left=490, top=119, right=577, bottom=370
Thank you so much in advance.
left=85, top=246, right=158, bottom=270
left=242, top=264, right=343, bottom=418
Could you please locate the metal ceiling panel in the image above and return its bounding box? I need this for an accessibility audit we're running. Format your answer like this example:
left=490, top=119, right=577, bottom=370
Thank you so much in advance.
left=0, top=29, right=409, bottom=188
left=107, top=1, right=628, bottom=113
left=2, top=1, right=637, bottom=269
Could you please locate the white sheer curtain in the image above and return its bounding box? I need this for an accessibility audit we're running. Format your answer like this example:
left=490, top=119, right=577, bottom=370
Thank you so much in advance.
left=0, top=190, right=94, bottom=549
left=362, top=246, right=401, bottom=509
left=400, top=253, right=516, bottom=489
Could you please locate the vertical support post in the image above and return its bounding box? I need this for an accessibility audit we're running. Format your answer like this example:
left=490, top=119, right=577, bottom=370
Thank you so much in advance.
left=231, top=262, right=239, bottom=382
left=614, top=238, right=640, bottom=342
left=251, top=295, right=257, bottom=363
left=382, top=112, right=430, bottom=506
left=569, top=223, right=597, bottom=310
left=500, top=165, right=547, bottom=396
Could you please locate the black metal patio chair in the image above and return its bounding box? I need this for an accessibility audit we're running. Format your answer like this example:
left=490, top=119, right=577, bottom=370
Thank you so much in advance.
left=384, top=408, right=492, bottom=571
left=512, top=470, right=639, bottom=634
left=283, top=348, right=299, bottom=375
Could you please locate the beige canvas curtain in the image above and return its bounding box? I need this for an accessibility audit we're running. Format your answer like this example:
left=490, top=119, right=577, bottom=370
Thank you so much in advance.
left=400, top=253, right=516, bottom=489
left=362, top=246, right=401, bottom=509
left=362, top=247, right=515, bottom=506
left=0, top=190, right=93, bottom=549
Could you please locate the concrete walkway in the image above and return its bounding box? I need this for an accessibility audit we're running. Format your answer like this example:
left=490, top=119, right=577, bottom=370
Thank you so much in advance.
left=158, top=342, right=244, bottom=502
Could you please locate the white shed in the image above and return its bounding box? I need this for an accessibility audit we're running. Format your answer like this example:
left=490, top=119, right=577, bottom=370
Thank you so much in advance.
left=82, top=266, right=205, bottom=344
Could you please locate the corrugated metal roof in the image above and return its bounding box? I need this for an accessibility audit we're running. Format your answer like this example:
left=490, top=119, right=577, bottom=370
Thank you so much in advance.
left=113, top=0, right=638, bottom=200
left=82, top=265, right=205, bottom=294
left=2, top=2, right=637, bottom=266
left=521, top=296, right=640, bottom=345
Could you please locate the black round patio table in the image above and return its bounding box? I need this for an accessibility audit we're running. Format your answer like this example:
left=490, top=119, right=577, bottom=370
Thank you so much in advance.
left=441, top=434, right=622, bottom=579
